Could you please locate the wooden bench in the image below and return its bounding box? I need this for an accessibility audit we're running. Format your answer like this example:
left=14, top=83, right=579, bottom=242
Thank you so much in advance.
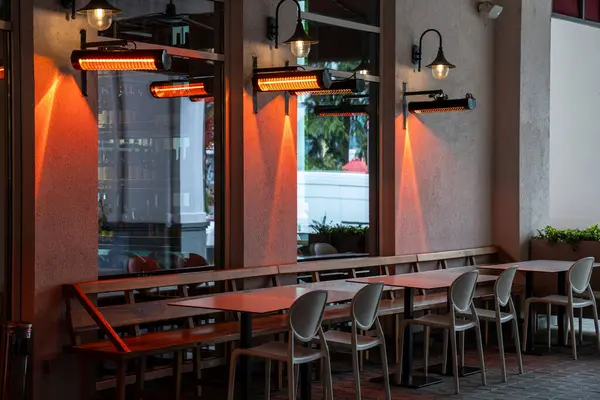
left=66, top=246, right=514, bottom=399
left=65, top=265, right=282, bottom=399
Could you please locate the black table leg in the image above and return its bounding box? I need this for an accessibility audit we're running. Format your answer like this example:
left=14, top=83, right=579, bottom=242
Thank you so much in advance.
left=525, top=271, right=536, bottom=353
left=557, top=271, right=566, bottom=346
left=300, top=361, right=311, bottom=400
left=398, top=288, right=442, bottom=387
left=240, top=313, right=252, bottom=400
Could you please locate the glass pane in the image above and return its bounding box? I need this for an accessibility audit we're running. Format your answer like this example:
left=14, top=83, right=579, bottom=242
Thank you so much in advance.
left=553, top=0, right=581, bottom=18
left=302, top=20, right=379, bottom=75
left=97, top=61, right=221, bottom=276
left=297, top=82, right=375, bottom=259
left=102, top=0, right=223, bottom=52
left=586, top=0, right=600, bottom=21
left=0, top=31, right=9, bottom=320
left=0, top=0, right=8, bottom=21
left=301, top=0, right=379, bottom=26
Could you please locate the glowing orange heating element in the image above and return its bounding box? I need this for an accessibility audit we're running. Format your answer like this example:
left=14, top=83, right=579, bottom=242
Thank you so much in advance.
left=413, top=107, right=467, bottom=114
left=257, top=75, right=319, bottom=92
left=0, top=66, right=4, bottom=80
left=78, top=58, right=158, bottom=71
left=150, top=81, right=208, bottom=99
left=294, top=88, right=353, bottom=95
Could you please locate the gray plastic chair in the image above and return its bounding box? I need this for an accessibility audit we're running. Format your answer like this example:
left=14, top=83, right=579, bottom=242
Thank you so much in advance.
left=523, top=257, right=600, bottom=360
left=322, top=283, right=391, bottom=400
left=398, top=270, right=486, bottom=394
left=313, top=243, right=338, bottom=256
left=227, top=290, right=334, bottom=400
left=458, top=265, right=523, bottom=381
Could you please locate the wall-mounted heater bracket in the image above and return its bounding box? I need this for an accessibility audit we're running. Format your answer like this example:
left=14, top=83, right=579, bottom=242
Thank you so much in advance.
left=402, top=82, right=444, bottom=130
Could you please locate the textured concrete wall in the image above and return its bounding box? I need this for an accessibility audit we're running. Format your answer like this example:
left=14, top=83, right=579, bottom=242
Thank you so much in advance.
left=493, top=0, right=551, bottom=260
left=233, top=0, right=298, bottom=267
left=27, top=3, right=99, bottom=399
left=394, top=0, right=494, bottom=254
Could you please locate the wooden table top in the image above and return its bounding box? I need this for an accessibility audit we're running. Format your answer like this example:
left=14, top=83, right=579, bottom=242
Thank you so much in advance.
left=477, top=260, right=600, bottom=273
left=348, top=267, right=497, bottom=290
left=169, top=285, right=357, bottom=314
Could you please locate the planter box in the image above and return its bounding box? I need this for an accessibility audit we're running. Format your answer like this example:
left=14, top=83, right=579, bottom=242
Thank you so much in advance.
left=331, top=232, right=366, bottom=254
left=308, top=234, right=332, bottom=246
left=530, top=239, right=600, bottom=315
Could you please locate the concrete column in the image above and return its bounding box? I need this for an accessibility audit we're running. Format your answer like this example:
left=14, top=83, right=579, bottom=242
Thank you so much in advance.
left=493, top=0, right=551, bottom=260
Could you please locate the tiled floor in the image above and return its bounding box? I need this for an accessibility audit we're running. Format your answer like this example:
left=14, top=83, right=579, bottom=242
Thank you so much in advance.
left=105, top=331, right=600, bottom=400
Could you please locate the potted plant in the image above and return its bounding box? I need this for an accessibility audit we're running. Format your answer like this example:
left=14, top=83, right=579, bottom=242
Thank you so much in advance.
left=330, top=224, right=368, bottom=254
left=531, top=224, right=600, bottom=261
left=308, top=214, right=334, bottom=246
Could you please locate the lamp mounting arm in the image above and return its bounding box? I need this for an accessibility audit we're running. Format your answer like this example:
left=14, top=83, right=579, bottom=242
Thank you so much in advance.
left=274, top=0, right=302, bottom=49
left=412, top=29, right=443, bottom=72
left=405, top=89, right=445, bottom=98
left=62, top=0, right=76, bottom=19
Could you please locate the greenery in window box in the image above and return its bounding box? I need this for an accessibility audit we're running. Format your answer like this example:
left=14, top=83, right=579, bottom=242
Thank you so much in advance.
left=534, top=224, right=600, bottom=248
left=308, top=214, right=368, bottom=253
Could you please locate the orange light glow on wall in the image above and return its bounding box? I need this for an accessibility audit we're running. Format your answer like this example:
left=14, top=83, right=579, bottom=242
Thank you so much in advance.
left=150, top=79, right=213, bottom=99
left=0, top=66, right=4, bottom=80
left=253, top=69, right=331, bottom=92
left=71, top=49, right=172, bottom=71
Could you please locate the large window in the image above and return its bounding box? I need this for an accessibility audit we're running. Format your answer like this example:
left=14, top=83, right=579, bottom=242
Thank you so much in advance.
left=296, top=1, right=379, bottom=259
left=554, top=0, right=600, bottom=23
left=97, top=0, right=223, bottom=276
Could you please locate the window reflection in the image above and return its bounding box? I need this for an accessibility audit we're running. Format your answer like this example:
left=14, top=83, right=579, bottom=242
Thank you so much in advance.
left=98, top=70, right=217, bottom=276
left=0, top=0, right=8, bottom=21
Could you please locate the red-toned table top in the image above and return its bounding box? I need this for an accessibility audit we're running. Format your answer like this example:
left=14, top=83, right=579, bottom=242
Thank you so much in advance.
left=170, top=285, right=357, bottom=314
left=348, top=266, right=496, bottom=290
left=477, top=260, right=600, bottom=273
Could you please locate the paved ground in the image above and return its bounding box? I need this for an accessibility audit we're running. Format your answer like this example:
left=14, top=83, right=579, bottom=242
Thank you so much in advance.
left=98, top=329, right=600, bottom=400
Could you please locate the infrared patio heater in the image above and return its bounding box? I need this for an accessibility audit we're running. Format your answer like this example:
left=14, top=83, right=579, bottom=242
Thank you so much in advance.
left=70, top=29, right=172, bottom=96
left=402, top=82, right=476, bottom=130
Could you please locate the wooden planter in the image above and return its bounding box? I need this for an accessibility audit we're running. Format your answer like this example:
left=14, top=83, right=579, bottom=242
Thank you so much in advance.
left=331, top=232, right=366, bottom=254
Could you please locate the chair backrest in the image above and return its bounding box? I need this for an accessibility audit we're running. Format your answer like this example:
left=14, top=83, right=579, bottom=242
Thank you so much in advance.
left=450, top=270, right=479, bottom=313
left=183, top=253, right=209, bottom=268
left=127, top=256, right=162, bottom=274
left=568, top=257, right=595, bottom=294
left=351, top=283, right=384, bottom=330
left=313, top=243, right=338, bottom=256
left=494, top=265, right=518, bottom=307
left=288, top=290, right=328, bottom=342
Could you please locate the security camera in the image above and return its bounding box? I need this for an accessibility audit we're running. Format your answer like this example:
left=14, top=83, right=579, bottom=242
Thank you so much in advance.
left=478, top=1, right=503, bottom=19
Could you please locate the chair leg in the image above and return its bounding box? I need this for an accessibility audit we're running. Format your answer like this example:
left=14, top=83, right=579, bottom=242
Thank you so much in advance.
left=512, top=317, right=524, bottom=375
left=228, top=352, right=238, bottom=400
left=193, top=347, right=202, bottom=398
left=173, top=350, right=183, bottom=400
left=568, top=307, right=578, bottom=360
left=396, top=322, right=406, bottom=385
left=546, top=304, right=552, bottom=349
left=351, top=347, right=361, bottom=400
left=592, top=301, right=600, bottom=354
left=265, top=360, right=271, bottom=400
left=496, top=318, right=507, bottom=382
left=459, top=331, right=465, bottom=368
left=379, top=342, right=391, bottom=400
left=115, top=359, right=127, bottom=400
left=522, top=300, right=531, bottom=352
left=484, top=300, right=490, bottom=345
left=423, top=326, right=430, bottom=377
left=450, top=330, right=459, bottom=395
left=579, top=308, right=584, bottom=345
left=136, top=357, right=146, bottom=400
left=474, top=325, right=487, bottom=387
left=442, top=329, right=449, bottom=375
left=323, top=356, right=334, bottom=400
left=288, top=362, right=296, bottom=400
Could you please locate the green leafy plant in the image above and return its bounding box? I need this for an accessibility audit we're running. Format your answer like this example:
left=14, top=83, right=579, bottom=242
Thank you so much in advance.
left=534, top=224, right=600, bottom=248
left=309, top=214, right=335, bottom=234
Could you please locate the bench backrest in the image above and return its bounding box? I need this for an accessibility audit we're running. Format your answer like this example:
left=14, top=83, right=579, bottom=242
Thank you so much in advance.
left=416, top=246, right=501, bottom=270
left=64, top=265, right=280, bottom=349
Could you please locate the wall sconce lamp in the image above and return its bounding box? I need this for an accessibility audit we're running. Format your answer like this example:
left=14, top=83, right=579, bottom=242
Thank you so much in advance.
left=402, top=82, right=476, bottom=129
left=314, top=94, right=370, bottom=117
left=267, top=0, right=318, bottom=58
left=150, top=78, right=213, bottom=99
left=412, top=29, right=455, bottom=80
left=62, top=0, right=122, bottom=31
left=71, top=29, right=172, bottom=96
